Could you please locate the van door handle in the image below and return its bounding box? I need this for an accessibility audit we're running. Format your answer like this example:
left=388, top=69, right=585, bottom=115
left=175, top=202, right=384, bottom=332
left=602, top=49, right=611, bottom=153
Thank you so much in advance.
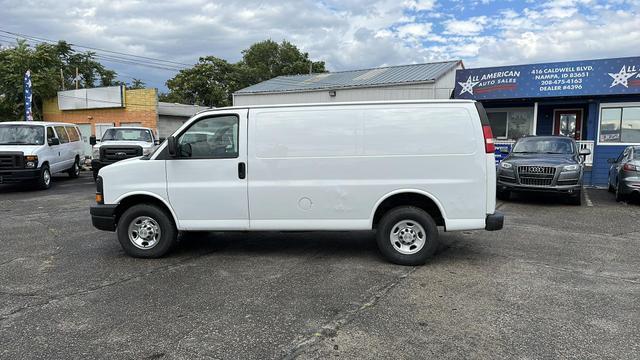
left=238, top=162, right=246, bottom=179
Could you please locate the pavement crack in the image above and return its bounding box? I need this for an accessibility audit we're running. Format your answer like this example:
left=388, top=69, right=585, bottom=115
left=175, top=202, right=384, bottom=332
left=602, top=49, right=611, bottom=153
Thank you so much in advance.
left=279, top=266, right=417, bottom=360
left=0, top=251, right=215, bottom=324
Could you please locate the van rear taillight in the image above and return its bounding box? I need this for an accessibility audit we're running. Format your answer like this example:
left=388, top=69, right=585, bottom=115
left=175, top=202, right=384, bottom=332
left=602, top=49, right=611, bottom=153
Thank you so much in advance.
left=483, top=125, right=495, bottom=153
left=623, top=163, right=638, bottom=172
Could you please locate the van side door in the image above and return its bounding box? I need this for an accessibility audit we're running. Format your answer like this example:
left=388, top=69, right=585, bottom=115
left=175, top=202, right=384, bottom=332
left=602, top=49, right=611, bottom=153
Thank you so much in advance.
left=165, top=111, right=249, bottom=230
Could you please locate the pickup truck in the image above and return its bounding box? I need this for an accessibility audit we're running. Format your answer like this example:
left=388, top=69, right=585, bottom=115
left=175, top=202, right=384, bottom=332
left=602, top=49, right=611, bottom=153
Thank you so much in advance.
left=90, top=127, right=161, bottom=180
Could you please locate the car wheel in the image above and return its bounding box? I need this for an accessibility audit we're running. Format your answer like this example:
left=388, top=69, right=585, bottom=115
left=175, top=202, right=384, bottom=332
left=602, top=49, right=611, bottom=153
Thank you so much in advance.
left=376, top=206, right=439, bottom=266
left=568, top=190, right=582, bottom=206
left=497, top=189, right=511, bottom=201
left=37, top=164, right=52, bottom=190
left=117, top=204, right=177, bottom=258
left=608, top=179, right=615, bottom=193
left=615, top=181, right=626, bottom=202
left=67, top=157, right=80, bottom=178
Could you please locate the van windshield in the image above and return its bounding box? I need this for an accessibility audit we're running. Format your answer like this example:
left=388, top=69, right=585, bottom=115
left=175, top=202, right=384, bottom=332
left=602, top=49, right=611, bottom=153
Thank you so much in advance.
left=102, top=128, right=152, bottom=142
left=0, top=125, right=45, bottom=145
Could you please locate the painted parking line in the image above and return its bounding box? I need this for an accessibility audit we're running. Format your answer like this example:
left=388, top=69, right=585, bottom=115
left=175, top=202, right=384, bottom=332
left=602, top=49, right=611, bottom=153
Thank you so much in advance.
left=584, top=188, right=594, bottom=207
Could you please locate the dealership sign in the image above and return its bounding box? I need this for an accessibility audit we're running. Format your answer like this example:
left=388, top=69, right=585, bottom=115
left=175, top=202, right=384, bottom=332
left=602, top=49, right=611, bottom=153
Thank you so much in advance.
left=455, top=56, right=640, bottom=100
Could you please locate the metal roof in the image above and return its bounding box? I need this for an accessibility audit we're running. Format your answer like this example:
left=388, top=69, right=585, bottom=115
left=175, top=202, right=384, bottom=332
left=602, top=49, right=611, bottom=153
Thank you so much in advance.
left=158, top=102, right=211, bottom=117
left=235, top=60, right=462, bottom=95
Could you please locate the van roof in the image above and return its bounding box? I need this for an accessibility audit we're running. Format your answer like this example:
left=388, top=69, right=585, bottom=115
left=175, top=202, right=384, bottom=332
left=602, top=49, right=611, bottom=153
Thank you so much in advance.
left=0, top=121, right=79, bottom=127
left=196, top=99, right=476, bottom=116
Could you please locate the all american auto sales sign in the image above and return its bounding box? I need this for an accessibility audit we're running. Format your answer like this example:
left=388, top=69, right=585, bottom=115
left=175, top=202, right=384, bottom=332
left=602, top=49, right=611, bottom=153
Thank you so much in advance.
left=454, top=56, right=640, bottom=100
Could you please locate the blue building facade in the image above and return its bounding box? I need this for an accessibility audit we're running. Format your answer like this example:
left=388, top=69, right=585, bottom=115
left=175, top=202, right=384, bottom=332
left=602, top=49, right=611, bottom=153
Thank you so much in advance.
left=454, top=56, right=640, bottom=186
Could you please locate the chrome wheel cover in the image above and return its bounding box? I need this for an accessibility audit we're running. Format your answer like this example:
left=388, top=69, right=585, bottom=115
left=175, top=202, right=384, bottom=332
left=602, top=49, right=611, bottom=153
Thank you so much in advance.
left=390, top=220, right=427, bottom=255
left=43, top=168, right=51, bottom=186
left=128, top=216, right=161, bottom=250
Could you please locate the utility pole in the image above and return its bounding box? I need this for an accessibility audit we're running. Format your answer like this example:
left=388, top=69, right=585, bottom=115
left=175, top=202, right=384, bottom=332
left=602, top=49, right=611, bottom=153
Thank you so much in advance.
left=309, top=62, right=312, bottom=74
left=75, top=67, right=79, bottom=89
left=60, top=68, right=65, bottom=90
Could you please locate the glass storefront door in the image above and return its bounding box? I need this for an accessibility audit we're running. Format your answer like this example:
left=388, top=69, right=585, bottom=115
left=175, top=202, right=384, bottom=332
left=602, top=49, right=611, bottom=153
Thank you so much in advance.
left=554, top=110, right=583, bottom=140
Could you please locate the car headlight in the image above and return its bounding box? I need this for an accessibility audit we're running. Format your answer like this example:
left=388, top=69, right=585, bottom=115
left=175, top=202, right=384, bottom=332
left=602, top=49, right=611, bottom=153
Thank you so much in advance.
left=563, top=164, right=579, bottom=171
left=92, top=147, right=100, bottom=158
left=500, top=162, right=513, bottom=169
left=24, top=155, right=38, bottom=169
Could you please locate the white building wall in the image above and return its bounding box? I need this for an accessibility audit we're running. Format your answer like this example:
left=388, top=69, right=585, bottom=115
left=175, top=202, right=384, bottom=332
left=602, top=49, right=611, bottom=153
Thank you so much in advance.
left=233, top=63, right=463, bottom=106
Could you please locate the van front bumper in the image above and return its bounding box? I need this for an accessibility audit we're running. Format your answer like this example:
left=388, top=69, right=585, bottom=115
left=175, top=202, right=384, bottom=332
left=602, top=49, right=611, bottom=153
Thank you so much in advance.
left=0, top=168, right=40, bottom=184
left=90, top=204, right=118, bottom=231
left=485, top=211, right=504, bottom=231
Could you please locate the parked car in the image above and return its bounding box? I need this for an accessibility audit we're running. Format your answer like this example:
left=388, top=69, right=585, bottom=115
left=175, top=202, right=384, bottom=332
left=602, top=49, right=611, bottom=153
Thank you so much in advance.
left=90, top=100, right=504, bottom=265
left=607, top=146, right=640, bottom=202
left=90, top=127, right=161, bottom=180
left=0, top=121, right=83, bottom=189
left=496, top=135, right=591, bottom=205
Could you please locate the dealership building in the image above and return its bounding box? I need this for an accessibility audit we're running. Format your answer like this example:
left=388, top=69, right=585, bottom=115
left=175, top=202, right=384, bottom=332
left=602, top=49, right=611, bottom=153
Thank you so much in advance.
left=454, top=56, right=640, bottom=186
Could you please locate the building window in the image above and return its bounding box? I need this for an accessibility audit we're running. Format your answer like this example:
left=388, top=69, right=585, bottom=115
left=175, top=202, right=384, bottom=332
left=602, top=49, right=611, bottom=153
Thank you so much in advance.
left=486, top=108, right=534, bottom=140
left=599, top=105, right=640, bottom=144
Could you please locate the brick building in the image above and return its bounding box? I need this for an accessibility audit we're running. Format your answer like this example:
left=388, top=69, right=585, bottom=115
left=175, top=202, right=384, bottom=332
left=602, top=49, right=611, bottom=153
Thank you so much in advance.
left=43, top=86, right=208, bottom=156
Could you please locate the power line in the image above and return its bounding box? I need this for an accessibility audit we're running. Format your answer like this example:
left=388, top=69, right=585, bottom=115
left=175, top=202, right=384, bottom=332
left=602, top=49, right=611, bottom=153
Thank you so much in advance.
left=0, top=29, right=192, bottom=67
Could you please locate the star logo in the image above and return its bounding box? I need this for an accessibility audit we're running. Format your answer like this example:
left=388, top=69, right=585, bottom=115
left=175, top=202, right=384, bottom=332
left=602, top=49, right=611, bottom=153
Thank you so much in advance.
left=458, top=76, right=479, bottom=95
left=608, top=65, right=637, bottom=88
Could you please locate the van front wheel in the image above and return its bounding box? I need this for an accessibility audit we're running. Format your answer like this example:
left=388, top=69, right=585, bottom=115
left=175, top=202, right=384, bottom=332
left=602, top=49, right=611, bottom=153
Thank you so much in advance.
left=376, top=206, right=439, bottom=266
left=117, top=204, right=177, bottom=258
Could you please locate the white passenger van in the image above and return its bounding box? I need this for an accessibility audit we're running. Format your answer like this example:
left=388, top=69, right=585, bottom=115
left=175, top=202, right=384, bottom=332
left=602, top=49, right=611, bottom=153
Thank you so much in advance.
left=90, top=101, right=503, bottom=265
left=0, top=121, right=83, bottom=189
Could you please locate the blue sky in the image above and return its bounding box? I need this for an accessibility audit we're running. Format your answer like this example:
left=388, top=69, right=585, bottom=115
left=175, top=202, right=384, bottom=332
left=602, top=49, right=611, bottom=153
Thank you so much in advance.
left=1, top=0, right=639, bottom=92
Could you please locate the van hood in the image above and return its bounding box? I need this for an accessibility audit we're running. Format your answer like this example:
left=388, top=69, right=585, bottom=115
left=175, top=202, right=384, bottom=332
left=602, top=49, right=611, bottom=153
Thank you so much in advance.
left=96, top=141, right=153, bottom=148
left=0, top=145, right=41, bottom=155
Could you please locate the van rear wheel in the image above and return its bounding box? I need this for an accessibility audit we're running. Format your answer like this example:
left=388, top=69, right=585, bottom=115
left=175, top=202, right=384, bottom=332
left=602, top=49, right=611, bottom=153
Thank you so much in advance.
left=376, top=206, right=439, bottom=266
left=67, top=157, right=80, bottom=178
left=117, top=204, right=177, bottom=258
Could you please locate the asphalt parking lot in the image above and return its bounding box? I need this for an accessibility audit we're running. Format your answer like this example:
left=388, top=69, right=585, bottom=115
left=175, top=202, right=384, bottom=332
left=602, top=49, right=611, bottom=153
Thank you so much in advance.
left=1, top=172, right=639, bottom=359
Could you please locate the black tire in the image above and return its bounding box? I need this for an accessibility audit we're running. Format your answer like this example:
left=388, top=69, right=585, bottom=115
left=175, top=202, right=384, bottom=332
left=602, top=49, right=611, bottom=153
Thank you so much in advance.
left=615, top=181, right=626, bottom=202
left=608, top=180, right=615, bottom=193
left=116, top=204, right=177, bottom=258
left=36, top=164, right=52, bottom=190
left=568, top=190, right=582, bottom=206
left=67, top=157, right=80, bottom=178
left=376, top=206, right=439, bottom=266
left=497, top=189, right=511, bottom=201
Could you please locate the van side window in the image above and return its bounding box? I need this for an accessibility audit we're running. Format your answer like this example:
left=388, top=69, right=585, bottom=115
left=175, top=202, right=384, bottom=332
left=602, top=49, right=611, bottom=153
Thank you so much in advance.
left=66, top=126, right=80, bottom=142
left=54, top=126, right=70, bottom=144
left=46, top=127, right=56, bottom=142
left=177, top=115, right=239, bottom=159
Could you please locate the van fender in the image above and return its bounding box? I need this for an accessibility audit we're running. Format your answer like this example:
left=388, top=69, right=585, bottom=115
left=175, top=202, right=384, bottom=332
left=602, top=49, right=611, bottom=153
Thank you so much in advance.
left=113, top=191, right=180, bottom=228
left=368, top=189, right=448, bottom=229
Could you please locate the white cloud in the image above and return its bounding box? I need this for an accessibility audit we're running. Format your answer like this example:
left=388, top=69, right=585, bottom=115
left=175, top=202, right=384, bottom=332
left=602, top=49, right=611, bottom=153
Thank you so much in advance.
left=0, top=0, right=638, bottom=89
left=444, top=16, right=488, bottom=36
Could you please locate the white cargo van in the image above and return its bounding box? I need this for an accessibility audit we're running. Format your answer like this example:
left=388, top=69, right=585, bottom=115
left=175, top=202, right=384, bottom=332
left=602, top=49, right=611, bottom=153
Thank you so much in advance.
left=90, top=101, right=503, bottom=265
left=0, top=121, right=83, bottom=189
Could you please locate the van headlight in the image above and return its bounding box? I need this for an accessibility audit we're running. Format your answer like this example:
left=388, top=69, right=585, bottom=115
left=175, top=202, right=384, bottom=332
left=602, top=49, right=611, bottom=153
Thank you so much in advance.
left=24, top=155, right=38, bottom=169
left=143, top=148, right=151, bottom=156
left=500, top=162, right=513, bottom=169
left=92, top=147, right=100, bottom=158
left=562, top=164, right=579, bottom=171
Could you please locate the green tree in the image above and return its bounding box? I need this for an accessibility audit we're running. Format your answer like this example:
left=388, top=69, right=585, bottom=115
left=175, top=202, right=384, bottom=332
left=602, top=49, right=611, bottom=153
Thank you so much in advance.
left=126, top=78, right=146, bottom=90
left=0, top=40, right=118, bottom=121
left=162, top=40, right=326, bottom=107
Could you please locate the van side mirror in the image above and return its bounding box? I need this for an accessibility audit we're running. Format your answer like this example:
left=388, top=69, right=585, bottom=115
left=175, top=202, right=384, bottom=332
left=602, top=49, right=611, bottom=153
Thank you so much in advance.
left=89, top=135, right=97, bottom=145
left=48, top=138, right=60, bottom=146
left=167, top=136, right=177, bottom=157
left=579, top=148, right=591, bottom=156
